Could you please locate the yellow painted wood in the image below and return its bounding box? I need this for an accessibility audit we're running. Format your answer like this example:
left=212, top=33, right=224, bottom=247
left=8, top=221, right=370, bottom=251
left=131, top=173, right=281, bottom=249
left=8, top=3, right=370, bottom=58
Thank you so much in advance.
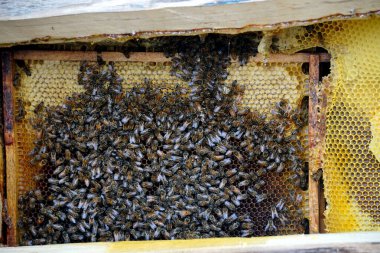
left=1, top=232, right=380, bottom=253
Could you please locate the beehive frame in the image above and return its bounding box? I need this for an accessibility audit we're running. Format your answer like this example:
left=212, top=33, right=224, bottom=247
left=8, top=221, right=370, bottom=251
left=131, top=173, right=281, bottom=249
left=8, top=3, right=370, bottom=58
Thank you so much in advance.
left=1, top=50, right=331, bottom=246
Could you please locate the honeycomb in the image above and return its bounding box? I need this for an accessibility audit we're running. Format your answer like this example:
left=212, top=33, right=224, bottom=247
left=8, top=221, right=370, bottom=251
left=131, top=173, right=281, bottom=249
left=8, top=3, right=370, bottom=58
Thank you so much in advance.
left=275, top=17, right=380, bottom=232
left=227, top=62, right=307, bottom=115
left=15, top=58, right=308, bottom=240
left=15, top=61, right=84, bottom=196
left=321, top=18, right=380, bottom=232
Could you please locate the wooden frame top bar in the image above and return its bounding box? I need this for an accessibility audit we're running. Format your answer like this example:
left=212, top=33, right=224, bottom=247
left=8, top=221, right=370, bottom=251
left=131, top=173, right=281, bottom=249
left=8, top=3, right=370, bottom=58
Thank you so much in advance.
left=14, top=51, right=331, bottom=63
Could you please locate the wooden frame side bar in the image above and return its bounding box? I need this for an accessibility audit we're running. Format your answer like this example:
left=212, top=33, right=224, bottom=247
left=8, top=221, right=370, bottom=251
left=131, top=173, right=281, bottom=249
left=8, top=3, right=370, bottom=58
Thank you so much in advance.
left=14, top=50, right=331, bottom=63
left=308, top=54, right=322, bottom=234
left=2, top=51, right=17, bottom=246
left=318, top=78, right=330, bottom=233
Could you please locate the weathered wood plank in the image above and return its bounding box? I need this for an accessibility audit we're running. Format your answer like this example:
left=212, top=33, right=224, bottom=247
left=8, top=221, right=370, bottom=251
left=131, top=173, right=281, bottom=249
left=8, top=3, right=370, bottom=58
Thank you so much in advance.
left=1, top=51, right=18, bottom=246
left=13, top=50, right=331, bottom=63
left=0, top=232, right=379, bottom=252
left=0, top=0, right=379, bottom=46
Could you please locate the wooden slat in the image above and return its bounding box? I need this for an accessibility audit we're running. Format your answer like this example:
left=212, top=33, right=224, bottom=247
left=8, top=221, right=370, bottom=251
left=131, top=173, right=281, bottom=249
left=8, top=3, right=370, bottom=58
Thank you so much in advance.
left=252, top=53, right=331, bottom=63
left=14, top=51, right=170, bottom=63
left=13, top=50, right=331, bottom=63
left=1, top=51, right=17, bottom=246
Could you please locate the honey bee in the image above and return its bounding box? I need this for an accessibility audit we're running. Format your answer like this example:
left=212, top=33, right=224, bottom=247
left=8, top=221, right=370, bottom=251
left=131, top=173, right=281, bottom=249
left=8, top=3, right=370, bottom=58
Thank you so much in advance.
left=226, top=168, right=237, bottom=177
left=241, top=229, right=254, bottom=237
left=276, top=199, right=286, bottom=211
left=233, top=151, right=244, bottom=162
left=276, top=162, right=284, bottom=173
left=278, top=214, right=289, bottom=226
left=224, top=201, right=236, bottom=211
left=255, top=193, right=267, bottom=203
left=271, top=206, right=279, bottom=219
left=254, top=180, right=265, bottom=190
left=228, top=222, right=239, bottom=231
left=264, top=219, right=277, bottom=232
left=15, top=98, right=27, bottom=122
left=225, top=213, right=238, bottom=224
left=211, top=154, right=225, bottom=161
left=13, top=71, right=22, bottom=88
left=312, top=169, right=323, bottom=182
left=218, top=178, right=227, bottom=189
left=256, top=168, right=267, bottom=177
left=267, top=162, right=276, bottom=171
left=238, top=180, right=250, bottom=187
left=229, top=185, right=241, bottom=195
left=241, top=222, right=254, bottom=230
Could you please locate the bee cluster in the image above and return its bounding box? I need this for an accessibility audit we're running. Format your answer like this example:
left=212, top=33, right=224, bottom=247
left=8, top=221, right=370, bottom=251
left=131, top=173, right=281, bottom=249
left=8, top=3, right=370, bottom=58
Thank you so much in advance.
left=18, top=35, right=307, bottom=245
